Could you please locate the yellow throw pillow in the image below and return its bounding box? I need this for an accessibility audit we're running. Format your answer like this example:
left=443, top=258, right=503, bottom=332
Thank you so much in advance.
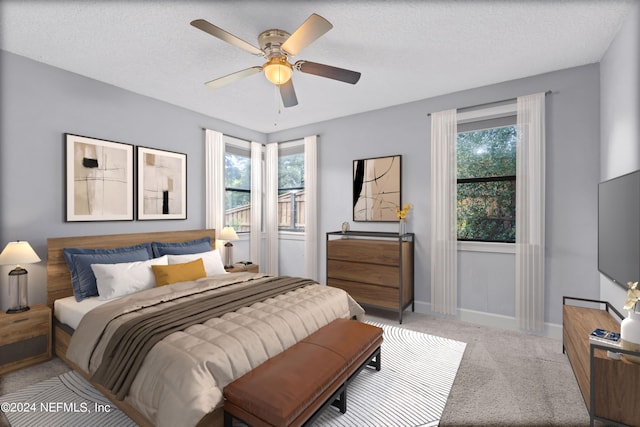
left=151, top=258, right=206, bottom=286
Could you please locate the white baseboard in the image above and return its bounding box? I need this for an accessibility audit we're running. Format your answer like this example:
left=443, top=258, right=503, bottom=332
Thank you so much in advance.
left=413, top=301, right=563, bottom=340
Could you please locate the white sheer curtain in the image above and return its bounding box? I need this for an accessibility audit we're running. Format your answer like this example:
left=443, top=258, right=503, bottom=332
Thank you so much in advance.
left=205, top=129, right=225, bottom=250
left=304, top=135, right=318, bottom=280
left=430, top=109, right=458, bottom=315
left=264, top=143, right=279, bottom=275
left=250, top=142, right=263, bottom=268
left=516, top=92, right=546, bottom=331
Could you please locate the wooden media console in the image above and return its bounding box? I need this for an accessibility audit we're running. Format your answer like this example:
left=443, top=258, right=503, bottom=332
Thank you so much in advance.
left=563, top=297, right=640, bottom=426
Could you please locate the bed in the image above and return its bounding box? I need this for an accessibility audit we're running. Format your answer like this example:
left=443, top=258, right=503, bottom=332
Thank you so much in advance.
left=47, top=229, right=364, bottom=427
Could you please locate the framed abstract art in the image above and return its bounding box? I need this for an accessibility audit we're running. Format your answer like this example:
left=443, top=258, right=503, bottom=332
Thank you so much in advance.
left=137, top=146, right=187, bottom=220
left=65, top=133, right=134, bottom=222
left=353, top=154, right=401, bottom=221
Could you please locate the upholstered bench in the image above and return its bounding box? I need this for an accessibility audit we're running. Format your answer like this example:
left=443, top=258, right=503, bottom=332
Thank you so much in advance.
left=223, top=318, right=383, bottom=427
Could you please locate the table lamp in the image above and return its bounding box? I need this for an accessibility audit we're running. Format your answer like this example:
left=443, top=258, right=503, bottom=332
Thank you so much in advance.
left=0, top=241, right=41, bottom=313
left=219, top=227, right=239, bottom=269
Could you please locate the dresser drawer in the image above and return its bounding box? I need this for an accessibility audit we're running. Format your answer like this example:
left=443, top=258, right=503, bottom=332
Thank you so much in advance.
left=327, top=239, right=400, bottom=265
left=0, top=309, right=50, bottom=344
left=328, top=279, right=400, bottom=310
left=327, top=259, right=399, bottom=287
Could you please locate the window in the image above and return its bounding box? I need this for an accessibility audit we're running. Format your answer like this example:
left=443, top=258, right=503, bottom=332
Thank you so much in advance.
left=457, top=116, right=517, bottom=243
left=224, top=139, right=251, bottom=232
left=278, top=142, right=305, bottom=232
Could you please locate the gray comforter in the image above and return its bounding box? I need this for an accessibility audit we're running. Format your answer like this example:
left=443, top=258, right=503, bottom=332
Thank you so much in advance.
left=67, top=273, right=364, bottom=427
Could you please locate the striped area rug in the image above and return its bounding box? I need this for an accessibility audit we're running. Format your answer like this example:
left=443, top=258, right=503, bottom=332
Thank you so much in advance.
left=1, top=322, right=465, bottom=427
left=1, top=371, right=135, bottom=427
left=316, top=322, right=467, bottom=427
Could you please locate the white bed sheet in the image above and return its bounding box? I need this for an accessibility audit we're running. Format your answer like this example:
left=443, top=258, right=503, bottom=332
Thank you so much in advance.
left=54, top=275, right=222, bottom=330
left=54, top=296, right=111, bottom=330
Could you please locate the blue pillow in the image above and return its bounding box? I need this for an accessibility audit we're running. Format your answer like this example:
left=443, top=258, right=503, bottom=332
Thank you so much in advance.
left=63, top=243, right=153, bottom=301
left=151, top=237, right=212, bottom=257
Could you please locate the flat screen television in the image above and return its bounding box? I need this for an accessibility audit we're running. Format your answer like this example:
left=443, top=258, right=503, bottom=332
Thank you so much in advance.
left=598, top=170, right=640, bottom=290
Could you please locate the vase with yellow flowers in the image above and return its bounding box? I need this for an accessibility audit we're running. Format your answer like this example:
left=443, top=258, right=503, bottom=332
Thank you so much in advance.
left=396, top=203, right=411, bottom=235
left=621, top=281, right=640, bottom=363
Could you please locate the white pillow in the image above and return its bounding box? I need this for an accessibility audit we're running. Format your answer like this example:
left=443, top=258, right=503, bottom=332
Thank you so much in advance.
left=166, top=250, right=227, bottom=276
left=91, top=255, right=168, bottom=301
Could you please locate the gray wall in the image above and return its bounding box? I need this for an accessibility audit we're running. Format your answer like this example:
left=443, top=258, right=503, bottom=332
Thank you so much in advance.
left=0, top=48, right=608, bottom=329
left=0, top=51, right=266, bottom=309
left=269, top=64, right=602, bottom=327
left=600, top=2, right=640, bottom=312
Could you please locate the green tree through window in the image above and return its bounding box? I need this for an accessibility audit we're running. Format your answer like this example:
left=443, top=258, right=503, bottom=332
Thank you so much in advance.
left=457, top=125, right=516, bottom=242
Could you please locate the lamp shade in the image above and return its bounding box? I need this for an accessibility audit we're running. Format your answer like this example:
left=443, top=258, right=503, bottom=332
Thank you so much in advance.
left=219, top=227, right=239, bottom=241
left=0, top=241, right=41, bottom=266
left=263, top=57, right=292, bottom=85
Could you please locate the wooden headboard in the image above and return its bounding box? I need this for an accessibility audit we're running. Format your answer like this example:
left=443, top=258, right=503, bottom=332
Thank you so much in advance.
left=46, top=229, right=216, bottom=308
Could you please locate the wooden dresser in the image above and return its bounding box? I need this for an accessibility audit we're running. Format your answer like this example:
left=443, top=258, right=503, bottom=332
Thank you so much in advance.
left=326, top=231, right=414, bottom=323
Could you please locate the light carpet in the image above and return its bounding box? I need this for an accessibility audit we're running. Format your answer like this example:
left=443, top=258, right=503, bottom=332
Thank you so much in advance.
left=1, top=322, right=466, bottom=427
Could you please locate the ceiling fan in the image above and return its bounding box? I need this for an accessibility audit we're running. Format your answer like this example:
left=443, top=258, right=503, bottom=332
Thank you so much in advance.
left=190, top=13, right=361, bottom=108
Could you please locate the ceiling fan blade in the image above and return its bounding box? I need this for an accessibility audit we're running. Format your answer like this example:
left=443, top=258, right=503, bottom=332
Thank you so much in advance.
left=281, top=13, right=333, bottom=57
left=279, top=79, right=298, bottom=108
left=296, top=60, right=361, bottom=84
left=205, top=66, right=262, bottom=90
left=191, top=19, right=263, bottom=56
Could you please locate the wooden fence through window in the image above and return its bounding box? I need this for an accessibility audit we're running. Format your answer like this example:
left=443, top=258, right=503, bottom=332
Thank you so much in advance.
left=225, top=190, right=305, bottom=232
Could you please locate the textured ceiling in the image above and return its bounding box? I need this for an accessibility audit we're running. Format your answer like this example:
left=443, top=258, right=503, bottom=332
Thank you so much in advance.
left=0, top=0, right=636, bottom=133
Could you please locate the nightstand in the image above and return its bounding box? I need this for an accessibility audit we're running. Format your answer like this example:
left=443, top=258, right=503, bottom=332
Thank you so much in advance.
left=225, top=263, right=259, bottom=273
left=0, top=304, right=52, bottom=375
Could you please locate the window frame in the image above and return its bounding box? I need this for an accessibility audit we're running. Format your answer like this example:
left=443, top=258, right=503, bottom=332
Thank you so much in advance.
left=277, top=140, right=305, bottom=233
left=456, top=103, right=517, bottom=247
left=224, top=136, right=252, bottom=233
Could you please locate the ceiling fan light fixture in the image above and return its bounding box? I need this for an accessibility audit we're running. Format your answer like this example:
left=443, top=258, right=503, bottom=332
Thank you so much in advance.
left=192, top=14, right=360, bottom=108
left=263, top=57, right=292, bottom=85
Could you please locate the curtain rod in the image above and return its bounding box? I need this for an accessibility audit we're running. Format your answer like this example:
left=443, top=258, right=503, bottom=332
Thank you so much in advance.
left=201, top=128, right=317, bottom=146
left=268, top=136, right=310, bottom=145
left=427, top=90, right=552, bottom=117
left=200, top=128, right=308, bottom=147
left=200, top=128, right=265, bottom=145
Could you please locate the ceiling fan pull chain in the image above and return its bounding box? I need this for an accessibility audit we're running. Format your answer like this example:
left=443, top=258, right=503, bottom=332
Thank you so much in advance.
left=274, top=85, right=281, bottom=127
